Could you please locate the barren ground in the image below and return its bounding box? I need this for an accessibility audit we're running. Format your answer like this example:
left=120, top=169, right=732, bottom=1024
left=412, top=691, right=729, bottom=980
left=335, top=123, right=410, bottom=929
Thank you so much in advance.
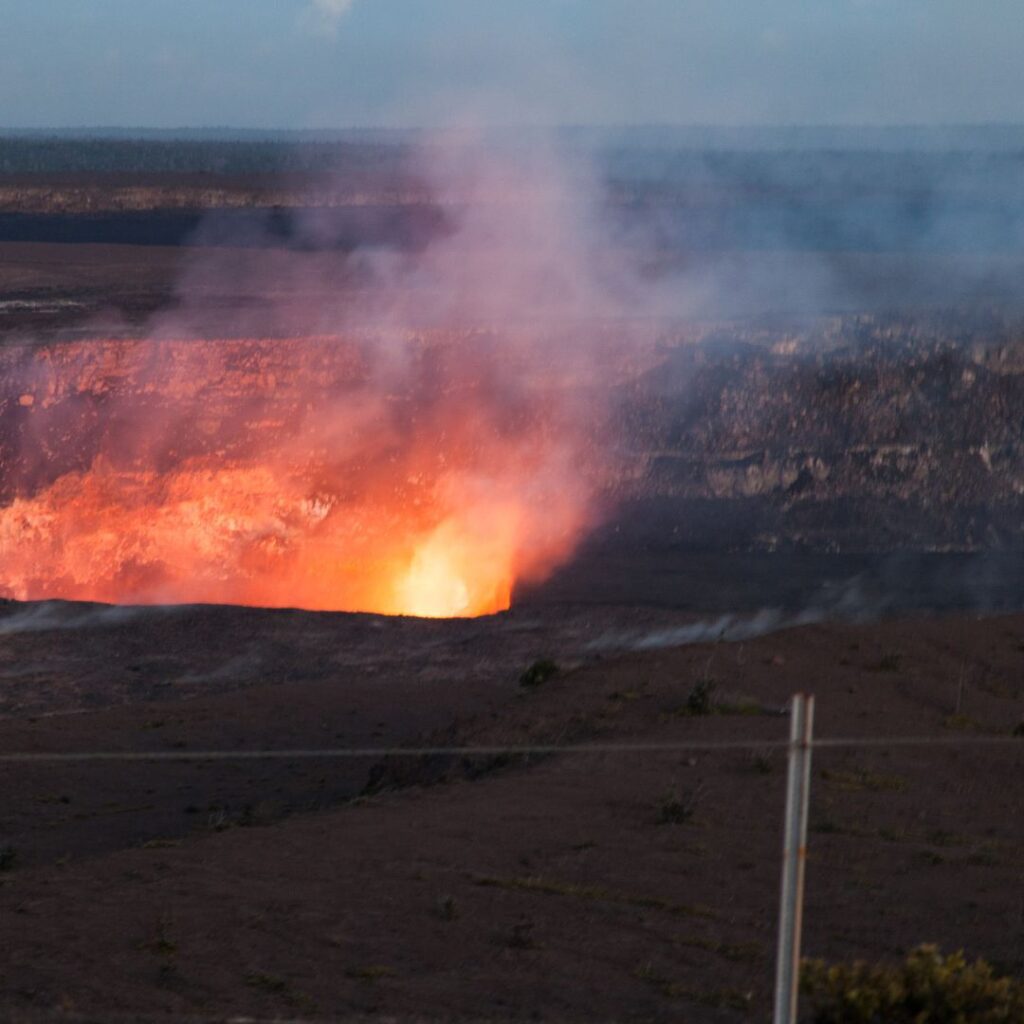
left=1, top=596, right=1023, bottom=1023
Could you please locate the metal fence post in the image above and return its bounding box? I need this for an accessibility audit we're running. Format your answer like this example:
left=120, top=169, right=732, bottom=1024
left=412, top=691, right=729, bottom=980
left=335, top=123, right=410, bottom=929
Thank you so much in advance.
left=773, top=692, right=815, bottom=1024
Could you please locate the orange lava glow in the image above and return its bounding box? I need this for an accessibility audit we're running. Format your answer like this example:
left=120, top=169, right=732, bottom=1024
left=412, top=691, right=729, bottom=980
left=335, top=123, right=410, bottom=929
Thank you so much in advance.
left=0, top=336, right=599, bottom=617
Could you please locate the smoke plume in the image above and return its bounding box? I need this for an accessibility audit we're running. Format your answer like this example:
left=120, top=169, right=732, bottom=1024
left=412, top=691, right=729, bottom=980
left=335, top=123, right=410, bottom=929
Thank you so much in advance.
left=304, top=0, right=357, bottom=37
left=0, top=133, right=653, bottom=616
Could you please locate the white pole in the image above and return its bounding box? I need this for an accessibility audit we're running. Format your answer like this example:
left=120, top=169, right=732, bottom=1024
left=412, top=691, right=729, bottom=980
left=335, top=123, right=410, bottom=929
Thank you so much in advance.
left=773, top=693, right=815, bottom=1024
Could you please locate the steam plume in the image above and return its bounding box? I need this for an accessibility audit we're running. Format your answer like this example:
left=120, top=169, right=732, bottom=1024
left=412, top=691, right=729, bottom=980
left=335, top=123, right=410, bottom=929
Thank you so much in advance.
left=305, top=0, right=356, bottom=36
left=0, top=132, right=650, bottom=616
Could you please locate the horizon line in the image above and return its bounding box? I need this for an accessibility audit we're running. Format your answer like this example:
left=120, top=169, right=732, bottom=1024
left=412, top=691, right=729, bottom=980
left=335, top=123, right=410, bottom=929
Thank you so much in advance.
left=3, top=121, right=1024, bottom=135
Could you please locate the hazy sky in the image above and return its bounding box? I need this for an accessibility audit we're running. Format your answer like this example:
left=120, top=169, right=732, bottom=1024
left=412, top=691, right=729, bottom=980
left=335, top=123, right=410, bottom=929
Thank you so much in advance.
left=1, top=0, right=1022, bottom=129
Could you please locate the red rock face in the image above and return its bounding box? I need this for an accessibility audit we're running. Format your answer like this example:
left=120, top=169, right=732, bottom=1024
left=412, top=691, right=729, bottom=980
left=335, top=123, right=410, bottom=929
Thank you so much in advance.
left=0, top=333, right=612, bottom=615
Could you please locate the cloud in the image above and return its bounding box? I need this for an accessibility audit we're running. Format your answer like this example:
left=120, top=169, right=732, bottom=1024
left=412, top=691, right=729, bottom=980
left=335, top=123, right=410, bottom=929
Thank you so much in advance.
left=304, top=0, right=356, bottom=37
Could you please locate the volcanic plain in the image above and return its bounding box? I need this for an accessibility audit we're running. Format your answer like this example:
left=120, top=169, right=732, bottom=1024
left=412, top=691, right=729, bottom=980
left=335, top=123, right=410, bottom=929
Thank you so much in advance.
left=1, top=598, right=1023, bottom=1023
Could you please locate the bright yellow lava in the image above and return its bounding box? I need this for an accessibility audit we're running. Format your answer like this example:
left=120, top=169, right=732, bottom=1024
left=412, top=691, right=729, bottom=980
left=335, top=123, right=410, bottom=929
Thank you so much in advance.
left=397, top=544, right=472, bottom=618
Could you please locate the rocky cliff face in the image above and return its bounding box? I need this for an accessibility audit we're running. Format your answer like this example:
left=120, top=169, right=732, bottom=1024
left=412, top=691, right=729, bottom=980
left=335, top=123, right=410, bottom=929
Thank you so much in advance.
left=612, top=312, right=1024, bottom=552
left=2, top=312, right=1023, bottom=554
left=0, top=336, right=369, bottom=501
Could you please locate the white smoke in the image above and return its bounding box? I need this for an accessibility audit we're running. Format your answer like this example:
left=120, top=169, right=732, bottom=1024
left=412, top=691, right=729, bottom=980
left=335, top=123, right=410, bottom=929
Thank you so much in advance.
left=0, top=601, right=178, bottom=636
left=304, top=0, right=356, bottom=36
left=586, top=575, right=889, bottom=652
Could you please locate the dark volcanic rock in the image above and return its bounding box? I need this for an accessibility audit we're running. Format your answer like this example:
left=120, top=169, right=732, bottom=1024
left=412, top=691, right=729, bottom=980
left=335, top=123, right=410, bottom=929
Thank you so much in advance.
left=614, top=313, right=1024, bottom=553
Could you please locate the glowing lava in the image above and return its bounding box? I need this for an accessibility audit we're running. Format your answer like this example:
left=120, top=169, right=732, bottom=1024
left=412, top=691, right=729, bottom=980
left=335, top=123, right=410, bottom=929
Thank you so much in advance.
left=0, top=335, right=600, bottom=617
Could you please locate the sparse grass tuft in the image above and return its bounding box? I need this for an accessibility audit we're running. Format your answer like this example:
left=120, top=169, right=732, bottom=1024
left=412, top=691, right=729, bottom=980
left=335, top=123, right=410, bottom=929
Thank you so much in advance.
left=435, top=894, right=459, bottom=921
left=657, top=785, right=702, bottom=825
left=519, top=658, right=559, bottom=689
left=506, top=918, right=537, bottom=950
left=747, top=749, right=775, bottom=774
left=203, top=800, right=282, bottom=832
left=346, top=965, right=395, bottom=981
left=673, top=685, right=769, bottom=719
left=926, top=828, right=962, bottom=847
left=245, top=970, right=317, bottom=1011
left=246, top=971, right=288, bottom=993
left=821, top=768, right=907, bottom=792
left=812, top=817, right=842, bottom=835
left=673, top=935, right=765, bottom=963
left=141, top=838, right=181, bottom=850
left=715, top=697, right=764, bottom=715
left=140, top=915, right=177, bottom=957
left=965, top=843, right=1000, bottom=867
left=871, top=651, right=903, bottom=672
left=942, top=713, right=983, bottom=732
left=473, top=873, right=713, bottom=919
left=635, top=963, right=753, bottom=1009
left=608, top=688, right=642, bottom=702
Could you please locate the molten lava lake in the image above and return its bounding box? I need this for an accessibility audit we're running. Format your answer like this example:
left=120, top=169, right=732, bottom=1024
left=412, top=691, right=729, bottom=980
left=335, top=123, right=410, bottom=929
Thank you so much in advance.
left=0, top=334, right=615, bottom=617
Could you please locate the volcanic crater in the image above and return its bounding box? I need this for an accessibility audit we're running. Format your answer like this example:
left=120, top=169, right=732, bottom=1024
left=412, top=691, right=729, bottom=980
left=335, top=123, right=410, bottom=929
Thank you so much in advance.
left=3, top=146, right=1024, bottom=1023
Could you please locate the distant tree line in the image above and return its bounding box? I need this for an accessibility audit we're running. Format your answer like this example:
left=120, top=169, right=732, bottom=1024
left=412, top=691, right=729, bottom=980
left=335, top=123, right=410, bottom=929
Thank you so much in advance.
left=2, top=136, right=1023, bottom=199
left=0, top=138, right=411, bottom=176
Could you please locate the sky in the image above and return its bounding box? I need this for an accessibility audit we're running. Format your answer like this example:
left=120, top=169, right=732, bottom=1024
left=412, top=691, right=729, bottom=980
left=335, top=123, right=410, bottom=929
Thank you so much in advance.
left=0, top=0, right=1022, bottom=129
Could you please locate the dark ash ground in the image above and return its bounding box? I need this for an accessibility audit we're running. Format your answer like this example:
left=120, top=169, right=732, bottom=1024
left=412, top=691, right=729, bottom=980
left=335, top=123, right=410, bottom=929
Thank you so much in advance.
left=1, top=596, right=1023, bottom=1023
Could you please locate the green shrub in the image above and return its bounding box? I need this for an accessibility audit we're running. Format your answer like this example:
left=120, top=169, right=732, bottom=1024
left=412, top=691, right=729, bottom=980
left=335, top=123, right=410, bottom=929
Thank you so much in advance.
left=801, top=945, right=1024, bottom=1023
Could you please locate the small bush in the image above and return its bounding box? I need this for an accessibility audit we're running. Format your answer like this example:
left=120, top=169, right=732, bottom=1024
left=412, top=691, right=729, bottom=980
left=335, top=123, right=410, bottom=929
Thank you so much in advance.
left=685, top=678, right=716, bottom=715
left=0, top=846, right=16, bottom=872
left=519, top=658, right=559, bottom=689
left=801, top=945, right=1024, bottom=1023
left=657, top=785, right=701, bottom=825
